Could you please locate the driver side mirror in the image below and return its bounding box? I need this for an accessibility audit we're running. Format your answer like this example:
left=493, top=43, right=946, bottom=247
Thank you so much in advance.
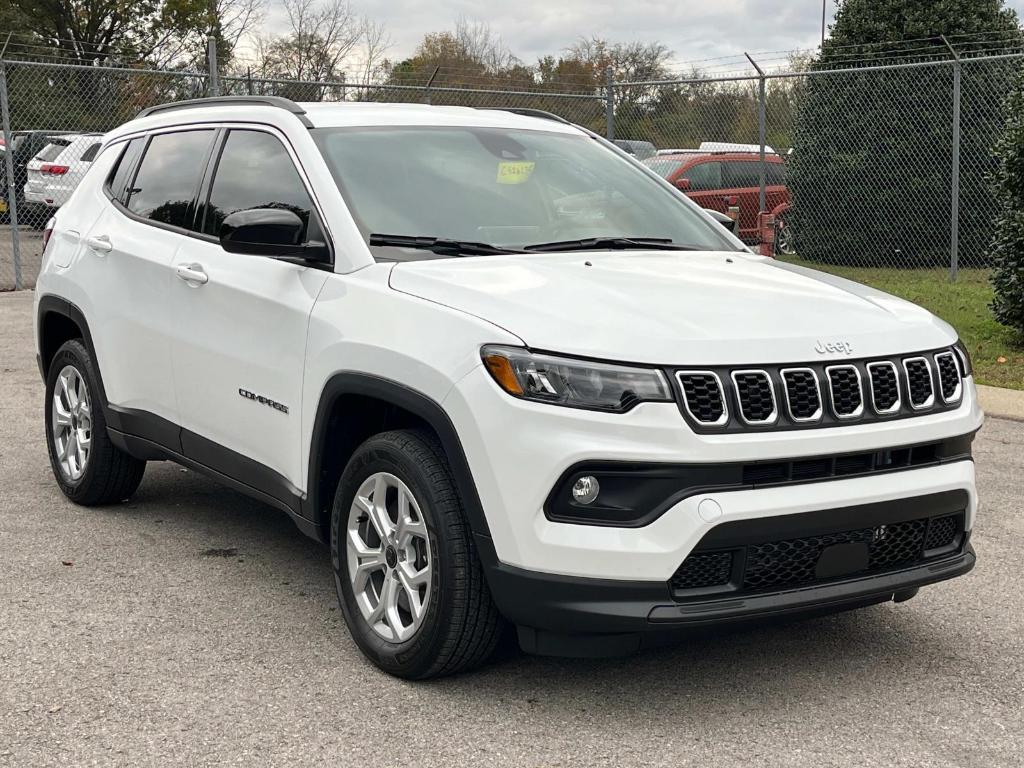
left=674, top=178, right=691, bottom=191
left=219, top=208, right=330, bottom=264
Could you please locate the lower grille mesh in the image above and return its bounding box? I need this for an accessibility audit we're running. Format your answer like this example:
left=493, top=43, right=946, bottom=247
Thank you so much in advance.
left=671, top=512, right=964, bottom=594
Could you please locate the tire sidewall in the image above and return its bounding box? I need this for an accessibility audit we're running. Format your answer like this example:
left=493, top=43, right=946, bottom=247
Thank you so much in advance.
left=44, top=340, right=105, bottom=500
left=331, top=434, right=459, bottom=677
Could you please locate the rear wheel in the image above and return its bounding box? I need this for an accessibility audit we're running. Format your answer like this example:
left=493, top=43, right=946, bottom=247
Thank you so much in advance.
left=331, top=429, right=504, bottom=679
left=44, top=339, right=145, bottom=505
left=775, top=216, right=796, bottom=256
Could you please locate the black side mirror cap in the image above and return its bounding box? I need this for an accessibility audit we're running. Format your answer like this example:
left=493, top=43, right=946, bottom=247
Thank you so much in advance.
left=219, top=208, right=331, bottom=264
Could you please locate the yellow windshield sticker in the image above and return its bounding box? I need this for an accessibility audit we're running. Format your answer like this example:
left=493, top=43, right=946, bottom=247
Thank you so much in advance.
left=496, top=161, right=535, bottom=184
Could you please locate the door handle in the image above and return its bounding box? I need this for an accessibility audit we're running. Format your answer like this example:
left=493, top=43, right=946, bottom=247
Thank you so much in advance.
left=85, top=234, right=113, bottom=254
left=176, top=263, right=209, bottom=286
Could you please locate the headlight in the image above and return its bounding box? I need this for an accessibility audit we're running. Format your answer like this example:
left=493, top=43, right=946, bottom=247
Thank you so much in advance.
left=481, top=345, right=671, bottom=412
left=953, top=340, right=973, bottom=377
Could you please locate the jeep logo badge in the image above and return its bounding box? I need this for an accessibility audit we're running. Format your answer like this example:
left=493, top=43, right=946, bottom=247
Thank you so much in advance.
left=815, top=339, right=854, bottom=356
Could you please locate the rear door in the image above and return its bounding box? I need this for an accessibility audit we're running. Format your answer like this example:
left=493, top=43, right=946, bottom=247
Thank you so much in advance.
left=25, top=139, right=69, bottom=204
left=77, top=129, right=216, bottom=439
left=721, top=159, right=762, bottom=238
left=680, top=160, right=726, bottom=214
left=167, top=127, right=330, bottom=493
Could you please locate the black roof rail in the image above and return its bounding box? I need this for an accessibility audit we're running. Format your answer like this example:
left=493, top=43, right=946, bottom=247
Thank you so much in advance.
left=477, top=107, right=574, bottom=125
left=136, top=96, right=312, bottom=127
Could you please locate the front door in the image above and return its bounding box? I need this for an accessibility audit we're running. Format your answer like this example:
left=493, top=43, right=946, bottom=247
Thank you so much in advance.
left=167, top=127, right=330, bottom=495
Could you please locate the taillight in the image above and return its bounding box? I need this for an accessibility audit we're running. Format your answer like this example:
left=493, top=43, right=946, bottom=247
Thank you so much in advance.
left=42, top=218, right=55, bottom=252
left=40, top=164, right=69, bottom=175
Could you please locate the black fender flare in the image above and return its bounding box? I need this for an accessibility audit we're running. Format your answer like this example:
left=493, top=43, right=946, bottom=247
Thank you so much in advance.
left=303, top=372, right=493, bottom=542
left=36, top=295, right=111, bottom=411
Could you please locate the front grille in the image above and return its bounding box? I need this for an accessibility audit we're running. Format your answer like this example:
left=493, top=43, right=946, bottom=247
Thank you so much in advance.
left=670, top=550, right=733, bottom=591
left=732, top=370, right=777, bottom=424
left=782, top=368, right=822, bottom=421
left=867, top=361, right=901, bottom=414
left=826, top=365, right=863, bottom=418
left=677, top=372, right=727, bottom=425
left=671, top=346, right=962, bottom=432
left=934, top=352, right=962, bottom=403
left=904, top=357, right=935, bottom=409
left=670, top=511, right=965, bottom=597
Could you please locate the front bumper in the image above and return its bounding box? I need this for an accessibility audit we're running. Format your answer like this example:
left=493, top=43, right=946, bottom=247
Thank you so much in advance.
left=479, top=488, right=975, bottom=656
left=445, top=366, right=983, bottom=580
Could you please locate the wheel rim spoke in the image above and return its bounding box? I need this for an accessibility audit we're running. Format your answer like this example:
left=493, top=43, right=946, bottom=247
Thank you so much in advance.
left=346, top=471, right=432, bottom=643
left=52, top=365, right=90, bottom=481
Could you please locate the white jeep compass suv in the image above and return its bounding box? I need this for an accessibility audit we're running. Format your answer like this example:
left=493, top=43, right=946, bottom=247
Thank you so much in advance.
left=34, top=96, right=982, bottom=679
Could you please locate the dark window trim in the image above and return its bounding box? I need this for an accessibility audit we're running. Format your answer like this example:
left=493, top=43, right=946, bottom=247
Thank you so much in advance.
left=102, top=123, right=334, bottom=261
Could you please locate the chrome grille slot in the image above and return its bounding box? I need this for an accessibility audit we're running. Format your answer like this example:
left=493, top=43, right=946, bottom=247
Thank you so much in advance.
left=933, top=352, right=962, bottom=404
left=731, top=370, right=778, bottom=425
left=867, top=361, right=901, bottom=415
left=903, top=357, right=935, bottom=410
left=676, top=371, right=728, bottom=425
left=825, top=365, right=864, bottom=419
left=781, top=368, right=822, bottom=422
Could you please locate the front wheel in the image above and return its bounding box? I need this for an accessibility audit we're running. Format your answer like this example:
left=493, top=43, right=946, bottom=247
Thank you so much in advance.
left=331, top=429, right=504, bottom=679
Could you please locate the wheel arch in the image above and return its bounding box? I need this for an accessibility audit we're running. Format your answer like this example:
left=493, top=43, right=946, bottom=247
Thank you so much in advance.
left=36, top=296, right=110, bottom=412
left=304, top=373, right=492, bottom=544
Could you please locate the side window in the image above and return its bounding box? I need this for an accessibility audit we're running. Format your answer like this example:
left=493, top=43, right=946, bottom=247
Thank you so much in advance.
left=80, top=143, right=100, bottom=163
left=201, top=129, right=317, bottom=241
left=107, top=138, right=145, bottom=202
left=767, top=161, right=787, bottom=185
left=127, top=130, right=215, bottom=229
left=684, top=161, right=722, bottom=191
left=723, top=161, right=760, bottom=189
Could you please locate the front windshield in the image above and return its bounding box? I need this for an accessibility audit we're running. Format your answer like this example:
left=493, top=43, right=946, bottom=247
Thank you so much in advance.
left=312, top=126, right=738, bottom=259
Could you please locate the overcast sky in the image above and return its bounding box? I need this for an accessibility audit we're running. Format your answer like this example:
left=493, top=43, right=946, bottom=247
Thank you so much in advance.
left=263, top=0, right=1024, bottom=73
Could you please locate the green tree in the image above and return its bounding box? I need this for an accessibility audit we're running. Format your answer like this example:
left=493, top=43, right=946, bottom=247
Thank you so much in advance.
left=788, top=0, right=1022, bottom=267
left=990, top=67, right=1024, bottom=336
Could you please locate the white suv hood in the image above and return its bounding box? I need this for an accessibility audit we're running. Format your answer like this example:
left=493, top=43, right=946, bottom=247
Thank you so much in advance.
left=388, top=251, right=956, bottom=365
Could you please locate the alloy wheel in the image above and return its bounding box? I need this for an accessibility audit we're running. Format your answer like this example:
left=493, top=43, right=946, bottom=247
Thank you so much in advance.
left=52, top=365, right=92, bottom=482
left=346, top=472, right=432, bottom=642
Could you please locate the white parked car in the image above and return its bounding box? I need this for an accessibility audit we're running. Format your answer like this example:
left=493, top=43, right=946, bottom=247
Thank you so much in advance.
left=33, top=97, right=981, bottom=679
left=24, top=133, right=103, bottom=214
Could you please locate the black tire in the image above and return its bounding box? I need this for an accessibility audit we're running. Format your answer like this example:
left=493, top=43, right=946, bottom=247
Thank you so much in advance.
left=331, top=429, right=504, bottom=679
left=44, top=339, right=146, bottom=505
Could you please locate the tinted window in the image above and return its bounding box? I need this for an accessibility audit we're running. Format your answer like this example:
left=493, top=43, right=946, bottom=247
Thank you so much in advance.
left=127, top=130, right=214, bottom=229
left=202, top=130, right=314, bottom=240
left=684, top=161, right=722, bottom=191
left=108, top=139, right=145, bottom=203
left=80, top=143, right=100, bottom=162
left=37, top=141, right=69, bottom=162
left=723, top=161, right=760, bottom=189
left=767, top=161, right=787, bottom=185
left=643, top=158, right=686, bottom=179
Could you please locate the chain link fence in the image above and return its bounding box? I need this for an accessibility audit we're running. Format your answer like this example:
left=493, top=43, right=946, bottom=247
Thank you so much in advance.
left=2, top=52, right=1023, bottom=290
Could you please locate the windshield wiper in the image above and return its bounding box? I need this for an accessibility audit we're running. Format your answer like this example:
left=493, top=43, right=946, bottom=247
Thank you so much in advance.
left=369, top=233, right=524, bottom=256
left=523, top=237, right=701, bottom=252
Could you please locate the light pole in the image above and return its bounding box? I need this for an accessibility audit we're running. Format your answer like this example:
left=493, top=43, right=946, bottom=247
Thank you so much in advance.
left=821, top=0, right=827, bottom=45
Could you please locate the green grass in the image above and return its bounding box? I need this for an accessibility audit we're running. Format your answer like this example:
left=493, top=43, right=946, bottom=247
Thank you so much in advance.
left=777, top=257, right=1024, bottom=391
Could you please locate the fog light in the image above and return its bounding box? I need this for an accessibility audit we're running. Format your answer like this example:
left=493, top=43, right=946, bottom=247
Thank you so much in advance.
left=571, top=476, right=600, bottom=505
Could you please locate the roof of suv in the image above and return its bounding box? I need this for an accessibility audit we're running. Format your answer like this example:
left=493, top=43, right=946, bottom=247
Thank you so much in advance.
left=111, top=98, right=582, bottom=143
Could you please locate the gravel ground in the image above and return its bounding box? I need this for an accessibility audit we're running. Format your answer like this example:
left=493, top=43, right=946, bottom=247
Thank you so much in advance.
left=1, top=290, right=1021, bottom=767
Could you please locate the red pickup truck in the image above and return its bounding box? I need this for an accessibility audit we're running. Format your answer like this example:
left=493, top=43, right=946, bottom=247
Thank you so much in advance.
left=644, top=151, right=791, bottom=249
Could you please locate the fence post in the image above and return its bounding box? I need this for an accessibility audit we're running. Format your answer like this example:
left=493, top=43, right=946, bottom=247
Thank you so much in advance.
left=0, top=60, right=22, bottom=291
left=745, top=52, right=768, bottom=216
left=942, top=36, right=961, bottom=282
left=605, top=66, right=615, bottom=141
left=207, top=35, right=220, bottom=96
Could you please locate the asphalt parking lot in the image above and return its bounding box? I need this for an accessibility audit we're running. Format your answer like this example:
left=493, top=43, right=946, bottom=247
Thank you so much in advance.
left=1, top=290, right=1021, bottom=767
